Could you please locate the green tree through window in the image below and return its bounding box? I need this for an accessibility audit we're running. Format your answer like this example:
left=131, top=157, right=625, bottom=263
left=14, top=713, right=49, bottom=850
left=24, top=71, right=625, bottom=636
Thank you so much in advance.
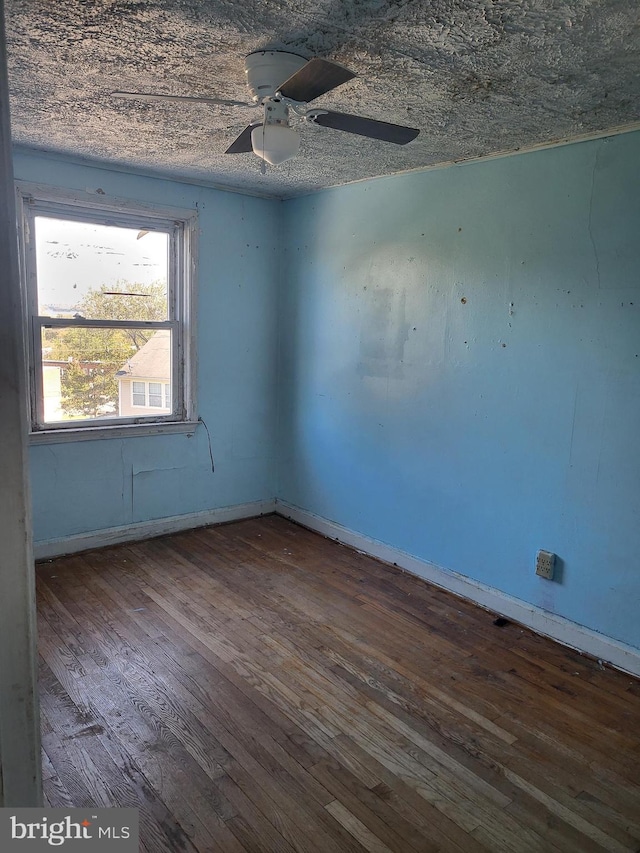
left=45, top=282, right=166, bottom=419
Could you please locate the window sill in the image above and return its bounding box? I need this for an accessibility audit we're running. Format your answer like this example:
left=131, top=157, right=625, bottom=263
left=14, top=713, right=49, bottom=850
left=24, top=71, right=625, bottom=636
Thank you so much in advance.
left=29, top=420, right=200, bottom=445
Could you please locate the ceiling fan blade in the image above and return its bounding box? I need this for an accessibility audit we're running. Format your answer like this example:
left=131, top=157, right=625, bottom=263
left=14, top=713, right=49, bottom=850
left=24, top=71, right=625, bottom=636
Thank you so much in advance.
left=225, top=124, right=261, bottom=154
left=112, top=91, right=252, bottom=108
left=278, top=58, right=356, bottom=103
left=309, top=110, right=419, bottom=144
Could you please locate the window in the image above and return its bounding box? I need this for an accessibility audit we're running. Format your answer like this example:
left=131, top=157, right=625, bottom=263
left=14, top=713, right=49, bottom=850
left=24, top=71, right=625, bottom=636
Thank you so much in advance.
left=132, top=382, right=146, bottom=407
left=17, top=184, right=197, bottom=441
left=148, top=382, right=163, bottom=408
left=131, top=381, right=170, bottom=410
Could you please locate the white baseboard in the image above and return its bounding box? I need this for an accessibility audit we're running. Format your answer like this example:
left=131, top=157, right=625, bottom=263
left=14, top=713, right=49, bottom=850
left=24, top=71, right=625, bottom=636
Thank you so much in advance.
left=34, top=499, right=276, bottom=561
left=276, top=500, right=640, bottom=679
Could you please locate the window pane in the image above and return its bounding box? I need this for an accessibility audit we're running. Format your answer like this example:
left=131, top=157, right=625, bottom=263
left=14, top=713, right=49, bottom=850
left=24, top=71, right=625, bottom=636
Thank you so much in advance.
left=132, top=381, right=146, bottom=407
left=164, top=383, right=171, bottom=410
left=41, top=327, right=171, bottom=423
left=148, top=382, right=162, bottom=408
left=34, top=217, right=169, bottom=321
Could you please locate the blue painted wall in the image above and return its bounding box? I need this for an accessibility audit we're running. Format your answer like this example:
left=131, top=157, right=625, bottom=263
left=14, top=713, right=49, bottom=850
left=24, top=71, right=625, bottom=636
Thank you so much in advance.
left=278, top=131, right=640, bottom=649
left=14, top=150, right=282, bottom=542
left=17, top=134, right=640, bottom=649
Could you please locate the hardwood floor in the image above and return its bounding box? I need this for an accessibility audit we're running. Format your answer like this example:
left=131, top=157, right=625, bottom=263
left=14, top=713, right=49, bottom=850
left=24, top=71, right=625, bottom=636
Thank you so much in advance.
left=37, top=514, right=640, bottom=852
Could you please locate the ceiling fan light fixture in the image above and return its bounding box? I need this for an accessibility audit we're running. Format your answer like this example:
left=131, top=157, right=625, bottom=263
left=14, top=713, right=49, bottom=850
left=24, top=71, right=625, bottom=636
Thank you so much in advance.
left=115, top=52, right=420, bottom=166
left=251, top=123, right=300, bottom=165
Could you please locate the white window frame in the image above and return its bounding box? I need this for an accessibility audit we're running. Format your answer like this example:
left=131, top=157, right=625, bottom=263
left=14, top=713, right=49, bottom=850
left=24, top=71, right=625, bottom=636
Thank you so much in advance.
left=16, top=183, right=198, bottom=443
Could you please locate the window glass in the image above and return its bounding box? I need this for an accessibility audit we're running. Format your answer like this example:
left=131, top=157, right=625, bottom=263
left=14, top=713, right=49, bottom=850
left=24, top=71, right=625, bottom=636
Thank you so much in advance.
left=41, top=326, right=172, bottom=422
left=148, top=382, right=162, bottom=408
left=132, top=381, right=146, bottom=407
left=34, top=217, right=168, bottom=320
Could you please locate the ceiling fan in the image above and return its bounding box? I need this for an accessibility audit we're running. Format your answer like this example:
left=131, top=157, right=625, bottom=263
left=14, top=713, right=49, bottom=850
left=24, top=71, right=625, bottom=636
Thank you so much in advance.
left=113, top=50, right=420, bottom=168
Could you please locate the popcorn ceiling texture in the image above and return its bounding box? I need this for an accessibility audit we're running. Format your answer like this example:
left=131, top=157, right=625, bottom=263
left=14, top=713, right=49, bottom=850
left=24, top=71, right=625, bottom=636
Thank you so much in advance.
left=6, top=0, right=640, bottom=197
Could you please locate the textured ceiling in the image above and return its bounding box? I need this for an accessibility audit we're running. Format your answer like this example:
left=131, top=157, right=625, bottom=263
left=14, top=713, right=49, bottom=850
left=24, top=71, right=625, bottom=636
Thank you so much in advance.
left=6, top=0, right=640, bottom=198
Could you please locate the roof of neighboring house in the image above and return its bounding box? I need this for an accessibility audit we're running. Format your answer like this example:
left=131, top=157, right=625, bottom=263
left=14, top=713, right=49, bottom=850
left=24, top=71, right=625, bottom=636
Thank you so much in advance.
left=116, top=330, right=170, bottom=381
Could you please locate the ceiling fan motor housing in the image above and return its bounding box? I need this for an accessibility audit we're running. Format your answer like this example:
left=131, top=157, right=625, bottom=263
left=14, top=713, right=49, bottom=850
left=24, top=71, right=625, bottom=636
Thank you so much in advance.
left=264, top=98, right=290, bottom=126
left=244, top=50, right=307, bottom=101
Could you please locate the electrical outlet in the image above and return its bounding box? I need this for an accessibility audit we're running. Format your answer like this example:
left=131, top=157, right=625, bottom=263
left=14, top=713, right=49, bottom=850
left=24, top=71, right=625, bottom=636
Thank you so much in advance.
left=536, top=550, right=555, bottom=580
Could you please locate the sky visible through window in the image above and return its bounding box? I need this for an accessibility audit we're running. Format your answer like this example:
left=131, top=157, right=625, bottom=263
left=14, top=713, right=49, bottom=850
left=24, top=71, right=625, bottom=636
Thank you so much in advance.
left=34, top=216, right=168, bottom=314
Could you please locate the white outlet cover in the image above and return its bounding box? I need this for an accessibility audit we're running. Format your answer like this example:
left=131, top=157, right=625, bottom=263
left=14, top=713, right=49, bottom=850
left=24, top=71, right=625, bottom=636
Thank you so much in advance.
left=536, top=550, right=555, bottom=579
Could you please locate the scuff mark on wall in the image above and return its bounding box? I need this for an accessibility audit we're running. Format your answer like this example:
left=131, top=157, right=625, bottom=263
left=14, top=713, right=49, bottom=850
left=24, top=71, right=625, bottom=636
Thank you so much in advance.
left=131, top=465, right=189, bottom=523
left=588, top=145, right=602, bottom=289
left=120, top=441, right=126, bottom=516
left=45, top=445, right=58, bottom=490
left=358, top=287, right=409, bottom=379
left=132, top=466, right=184, bottom=475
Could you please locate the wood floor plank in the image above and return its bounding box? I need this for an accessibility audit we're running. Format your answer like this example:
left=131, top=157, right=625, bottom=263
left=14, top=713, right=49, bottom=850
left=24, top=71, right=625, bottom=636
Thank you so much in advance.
left=37, top=515, right=640, bottom=853
left=38, top=594, right=244, bottom=852
left=332, top=733, right=494, bottom=853
left=310, top=757, right=440, bottom=853
left=328, top=650, right=640, bottom=848
left=325, top=800, right=395, bottom=853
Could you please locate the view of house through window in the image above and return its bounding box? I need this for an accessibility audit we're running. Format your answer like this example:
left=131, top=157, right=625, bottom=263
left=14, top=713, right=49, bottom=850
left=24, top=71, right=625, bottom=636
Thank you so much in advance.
left=29, top=211, right=181, bottom=429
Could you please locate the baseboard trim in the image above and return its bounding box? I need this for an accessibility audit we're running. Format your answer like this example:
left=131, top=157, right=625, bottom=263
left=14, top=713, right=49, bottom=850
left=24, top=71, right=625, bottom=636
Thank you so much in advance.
left=34, top=499, right=277, bottom=560
left=276, top=501, right=640, bottom=679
